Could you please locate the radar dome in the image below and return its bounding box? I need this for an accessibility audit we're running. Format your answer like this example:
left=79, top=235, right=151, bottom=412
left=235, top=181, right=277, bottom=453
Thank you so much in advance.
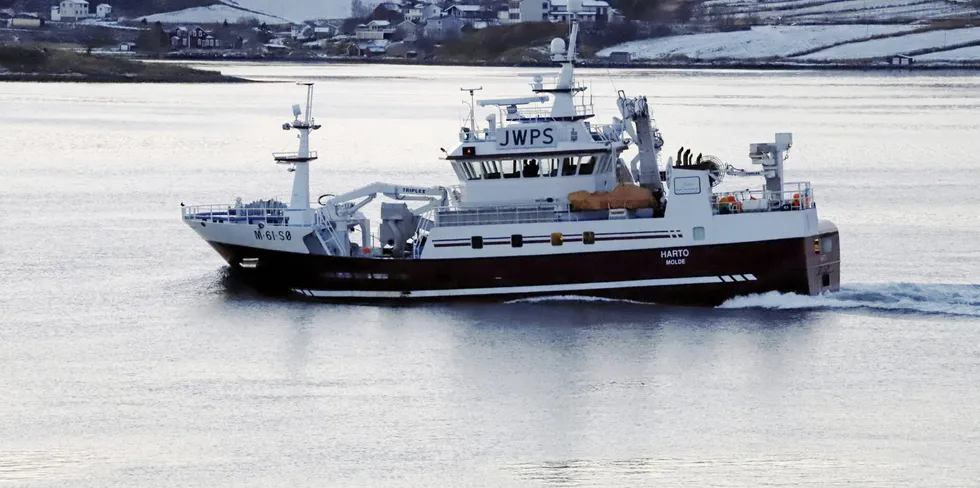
left=568, top=0, right=583, bottom=13
left=550, top=38, right=566, bottom=55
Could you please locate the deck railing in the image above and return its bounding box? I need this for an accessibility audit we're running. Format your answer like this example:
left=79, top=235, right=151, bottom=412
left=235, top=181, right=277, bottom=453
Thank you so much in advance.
left=435, top=203, right=569, bottom=227
left=182, top=203, right=298, bottom=226
left=712, top=182, right=815, bottom=215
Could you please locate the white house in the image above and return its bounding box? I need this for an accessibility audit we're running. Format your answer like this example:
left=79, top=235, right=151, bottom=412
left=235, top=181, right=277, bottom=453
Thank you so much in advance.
left=95, top=3, right=111, bottom=18
left=443, top=4, right=490, bottom=21
left=423, top=15, right=463, bottom=41
left=50, top=0, right=90, bottom=21
left=355, top=20, right=395, bottom=40
left=547, top=0, right=612, bottom=23
left=406, top=2, right=441, bottom=23
left=518, top=0, right=548, bottom=22
left=507, top=0, right=613, bottom=24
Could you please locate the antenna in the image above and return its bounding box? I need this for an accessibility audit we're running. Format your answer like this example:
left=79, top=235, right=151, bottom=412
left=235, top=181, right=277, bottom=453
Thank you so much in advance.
left=461, top=86, right=482, bottom=133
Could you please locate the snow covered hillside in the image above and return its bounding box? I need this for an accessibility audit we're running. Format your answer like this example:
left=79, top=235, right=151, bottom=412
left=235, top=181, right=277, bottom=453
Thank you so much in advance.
left=800, top=27, right=980, bottom=59
left=597, top=25, right=918, bottom=60
left=598, top=23, right=980, bottom=63
left=138, top=0, right=348, bottom=24
left=699, top=0, right=977, bottom=23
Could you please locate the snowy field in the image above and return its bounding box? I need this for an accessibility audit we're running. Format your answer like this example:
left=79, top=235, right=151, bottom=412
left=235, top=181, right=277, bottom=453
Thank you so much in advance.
left=800, top=27, right=980, bottom=59
left=597, top=25, right=917, bottom=60
left=916, top=44, right=980, bottom=60
left=222, top=0, right=348, bottom=22
left=698, top=0, right=975, bottom=21
left=139, top=4, right=288, bottom=24
left=138, top=0, right=347, bottom=24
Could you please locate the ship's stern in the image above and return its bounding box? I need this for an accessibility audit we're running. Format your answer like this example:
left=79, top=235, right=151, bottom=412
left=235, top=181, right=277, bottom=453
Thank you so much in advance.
left=805, top=220, right=841, bottom=295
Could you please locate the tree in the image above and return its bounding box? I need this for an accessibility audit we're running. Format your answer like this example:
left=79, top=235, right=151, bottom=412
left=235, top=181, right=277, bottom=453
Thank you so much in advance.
left=223, top=19, right=229, bottom=28
left=675, top=1, right=695, bottom=23
left=370, top=4, right=404, bottom=23
left=136, top=23, right=169, bottom=52
left=82, top=28, right=118, bottom=54
left=607, top=0, right=663, bottom=21
left=140, top=17, right=147, bottom=25
left=351, top=0, right=372, bottom=18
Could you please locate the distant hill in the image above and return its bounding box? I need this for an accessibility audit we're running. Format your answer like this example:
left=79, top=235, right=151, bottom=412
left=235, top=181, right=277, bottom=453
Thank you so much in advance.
left=0, top=0, right=216, bottom=17
left=0, top=0, right=349, bottom=22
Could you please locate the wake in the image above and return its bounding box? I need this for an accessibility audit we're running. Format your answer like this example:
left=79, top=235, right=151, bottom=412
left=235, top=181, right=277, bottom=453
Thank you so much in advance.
left=506, top=283, right=980, bottom=317
left=719, top=283, right=980, bottom=317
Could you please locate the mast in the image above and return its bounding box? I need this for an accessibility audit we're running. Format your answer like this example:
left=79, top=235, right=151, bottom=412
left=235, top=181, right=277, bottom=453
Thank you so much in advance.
left=290, top=83, right=316, bottom=210
left=549, top=0, right=582, bottom=118
left=274, top=83, right=321, bottom=225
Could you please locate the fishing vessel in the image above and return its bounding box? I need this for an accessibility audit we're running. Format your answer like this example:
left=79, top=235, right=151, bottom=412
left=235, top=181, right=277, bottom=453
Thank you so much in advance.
left=181, top=2, right=840, bottom=305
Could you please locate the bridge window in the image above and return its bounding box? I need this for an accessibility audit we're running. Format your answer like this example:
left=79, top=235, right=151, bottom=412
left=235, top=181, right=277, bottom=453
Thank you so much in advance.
left=579, top=156, right=596, bottom=175
left=454, top=162, right=482, bottom=180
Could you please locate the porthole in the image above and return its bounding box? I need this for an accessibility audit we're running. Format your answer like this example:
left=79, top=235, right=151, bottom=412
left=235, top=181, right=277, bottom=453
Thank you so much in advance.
left=693, top=226, right=705, bottom=241
left=822, top=237, right=834, bottom=253
left=511, top=234, right=523, bottom=247
left=471, top=236, right=483, bottom=249
left=583, top=231, right=595, bottom=245
left=551, top=232, right=563, bottom=246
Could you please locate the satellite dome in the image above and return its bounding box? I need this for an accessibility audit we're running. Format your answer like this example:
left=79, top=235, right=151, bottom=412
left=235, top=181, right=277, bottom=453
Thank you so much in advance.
left=550, top=38, right=566, bottom=55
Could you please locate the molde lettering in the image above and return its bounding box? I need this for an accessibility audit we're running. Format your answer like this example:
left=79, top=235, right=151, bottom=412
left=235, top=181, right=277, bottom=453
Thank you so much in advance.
left=499, top=127, right=554, bottom=147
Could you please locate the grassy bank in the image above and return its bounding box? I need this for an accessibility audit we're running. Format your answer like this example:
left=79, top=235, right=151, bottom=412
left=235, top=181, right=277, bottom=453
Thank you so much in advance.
left=0, top=45, right=247, bottom=82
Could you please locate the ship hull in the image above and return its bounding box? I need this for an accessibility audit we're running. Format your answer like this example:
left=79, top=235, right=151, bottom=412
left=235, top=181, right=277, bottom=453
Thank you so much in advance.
left=207, top=224, right=840, bottom=306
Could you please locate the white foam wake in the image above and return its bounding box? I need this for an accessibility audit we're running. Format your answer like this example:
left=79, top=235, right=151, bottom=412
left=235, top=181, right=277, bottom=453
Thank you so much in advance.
left=719, top=283, right=980, bottom=317
left=505, top=295, right=647, bottom=305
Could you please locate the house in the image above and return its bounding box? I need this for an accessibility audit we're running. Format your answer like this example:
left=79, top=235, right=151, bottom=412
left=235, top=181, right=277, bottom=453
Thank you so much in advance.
left=119, top=41, right=136, bottom=51
left=8, top=16, right=44, bottom=28
left=170, top=26, right=219, bottom=49
left=547, top=0, right=613, bottom=24
left=395, top=19, right=417, bottom=38
left=50, top=0, right=90, bottom=21
left=516, top=0, right=547, bottom=22
left=313, top=25, right=335, bottom=39
left=607, top=51, right=630, bottom=63
left=345, top=39, right=389, bottom=56
left=292, top=23, right=315, bottom=41
left=444, top=4, right=492, bottom=21
left=406, top=3, right=441, bottom=23
left=889, top=54, right=914, bottom=66
left=506, top=0, right=613, bottom=24
left=355, top=20, right=395, bottom=40
left=95, top=3, right=110, bottom=18
left=423, top=15, right=464, bottom=41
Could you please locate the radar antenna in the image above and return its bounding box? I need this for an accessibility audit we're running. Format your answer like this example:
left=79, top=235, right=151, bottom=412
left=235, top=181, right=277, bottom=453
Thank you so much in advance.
left=461, top=86, right=482, bottom=134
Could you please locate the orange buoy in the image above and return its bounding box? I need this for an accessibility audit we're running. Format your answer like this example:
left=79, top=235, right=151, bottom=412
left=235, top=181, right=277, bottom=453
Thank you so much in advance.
left=362, top=247, right=371, bottom=254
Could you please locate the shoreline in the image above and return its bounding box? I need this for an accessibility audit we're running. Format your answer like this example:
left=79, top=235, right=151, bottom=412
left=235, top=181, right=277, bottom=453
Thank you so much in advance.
left=0, top=72, right=250, bottom=82
left=147, top=52, right=980, bottom=72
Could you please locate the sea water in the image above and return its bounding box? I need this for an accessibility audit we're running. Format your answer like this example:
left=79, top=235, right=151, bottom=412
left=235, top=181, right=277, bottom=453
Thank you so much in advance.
left=1, top=64, right=979, bottom=487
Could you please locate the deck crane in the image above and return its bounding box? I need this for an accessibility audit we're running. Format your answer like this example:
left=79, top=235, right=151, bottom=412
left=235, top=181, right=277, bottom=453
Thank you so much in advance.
left=615, top=91, right=666, bottom=201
